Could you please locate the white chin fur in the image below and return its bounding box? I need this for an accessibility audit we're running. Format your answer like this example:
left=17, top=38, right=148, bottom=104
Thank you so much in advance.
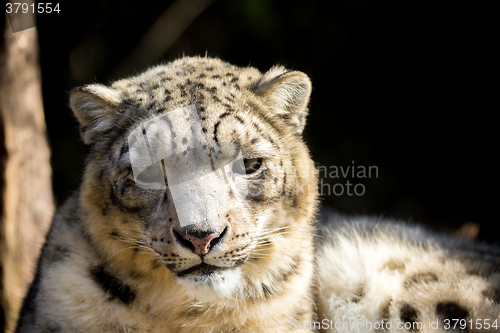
left=178, top=267, right=242, bottom=300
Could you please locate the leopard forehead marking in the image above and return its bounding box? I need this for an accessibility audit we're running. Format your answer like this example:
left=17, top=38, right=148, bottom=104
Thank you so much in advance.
left=112, top=58, right=260, bottom=121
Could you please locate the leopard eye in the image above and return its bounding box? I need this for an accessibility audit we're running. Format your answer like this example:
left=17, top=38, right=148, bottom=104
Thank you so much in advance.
left=136, top=164, right=163, bottom=183
left=233, top=158, right=262, bottom=175
left=245, top=158, right=262, bottom=174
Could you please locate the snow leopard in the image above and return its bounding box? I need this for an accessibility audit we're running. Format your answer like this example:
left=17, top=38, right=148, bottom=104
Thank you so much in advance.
left=15, top=56, right=500, bottom=333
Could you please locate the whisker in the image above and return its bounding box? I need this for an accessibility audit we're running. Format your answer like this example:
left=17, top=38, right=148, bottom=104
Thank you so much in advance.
left=249, top=254, right=273, bottom=259
left=95, top=232, right=148, bottom=246
left=117, top=228, right=149, bottom=236
left=136, top=252, right=159, bottom=256
left=252, top=227, right=310, bottom=239
left=135, top=246, right=158, bottom=253
left=109, top=246, right=144, bottom=260
left=253, top=226, right=294, bottom=236
left=252, top=231, right=299, bottom=241
left=111, top=236, right=149, bottom=246
left=146, top=256, right=164, bottom=260
left=111, top=235, right=146, bottom=242
left=249, top=251, right=272, bottom=256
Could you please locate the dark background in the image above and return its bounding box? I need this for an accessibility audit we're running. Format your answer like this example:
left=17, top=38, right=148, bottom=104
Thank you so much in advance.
left=32, top=0, right=496, bottom=242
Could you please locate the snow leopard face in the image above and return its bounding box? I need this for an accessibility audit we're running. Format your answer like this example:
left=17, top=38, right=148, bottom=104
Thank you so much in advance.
left=70, top=56, right=318, bottom=298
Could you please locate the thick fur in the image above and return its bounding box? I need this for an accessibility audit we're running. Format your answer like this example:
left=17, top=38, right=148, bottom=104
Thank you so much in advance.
left=315, top=211, right=500, bottom=333
left=15, top=57, right=500, bottom=333
left=15, top=57, right=318, bottom=332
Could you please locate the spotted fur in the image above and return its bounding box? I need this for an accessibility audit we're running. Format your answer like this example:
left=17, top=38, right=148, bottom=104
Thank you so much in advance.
left=15, top=57, right=318, bottom=332
left=315, top=212, right=500, bottom=332
left=15, top=57, right=500, bottom=333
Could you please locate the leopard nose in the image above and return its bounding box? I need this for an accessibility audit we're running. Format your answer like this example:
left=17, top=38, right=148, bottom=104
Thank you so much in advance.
left=174, top=226, right=226, bottom=255
left=183, top=233, right=219, bottom=255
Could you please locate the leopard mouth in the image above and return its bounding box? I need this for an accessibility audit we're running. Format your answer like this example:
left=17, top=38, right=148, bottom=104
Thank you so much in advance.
left=176, top=262, right=230, bottom=278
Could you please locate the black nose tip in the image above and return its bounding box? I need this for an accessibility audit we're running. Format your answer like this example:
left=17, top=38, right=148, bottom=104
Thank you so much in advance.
left=173, top=225, right=227, bottom=255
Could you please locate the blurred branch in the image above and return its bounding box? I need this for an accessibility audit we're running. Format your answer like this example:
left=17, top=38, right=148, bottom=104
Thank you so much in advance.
left=0, top=11, right=54, bottom=333
left=114, top=0, right=215, bottom=77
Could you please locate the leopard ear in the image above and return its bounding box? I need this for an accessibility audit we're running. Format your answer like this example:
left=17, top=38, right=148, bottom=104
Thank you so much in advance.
left=70, top=84, right=122, bottom=145
left=255, top=67, right=312, bottom=134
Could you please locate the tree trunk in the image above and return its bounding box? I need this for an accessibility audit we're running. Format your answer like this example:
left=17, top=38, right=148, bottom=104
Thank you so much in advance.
left=0, top=10, right=54, bottom=333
